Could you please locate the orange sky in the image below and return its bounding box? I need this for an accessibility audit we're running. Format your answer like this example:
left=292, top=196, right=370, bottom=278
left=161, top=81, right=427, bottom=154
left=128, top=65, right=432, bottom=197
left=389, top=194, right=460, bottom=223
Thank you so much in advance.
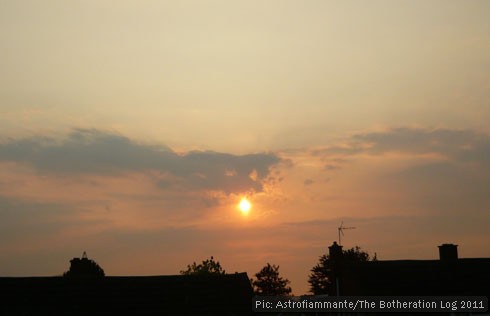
left=1, top=1, right=490, bottom=294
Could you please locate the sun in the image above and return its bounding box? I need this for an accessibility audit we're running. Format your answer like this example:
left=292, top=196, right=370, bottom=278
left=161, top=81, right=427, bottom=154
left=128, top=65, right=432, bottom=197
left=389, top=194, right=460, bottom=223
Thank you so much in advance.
left=238, top=197, right=251, bottom=215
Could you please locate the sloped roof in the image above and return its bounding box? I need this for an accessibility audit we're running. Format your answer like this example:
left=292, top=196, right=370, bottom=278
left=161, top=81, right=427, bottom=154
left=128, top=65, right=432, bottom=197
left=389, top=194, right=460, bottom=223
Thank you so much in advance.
left=340, top=258, right=490, bottom=296
left=0, top=273, right=253, bottom=316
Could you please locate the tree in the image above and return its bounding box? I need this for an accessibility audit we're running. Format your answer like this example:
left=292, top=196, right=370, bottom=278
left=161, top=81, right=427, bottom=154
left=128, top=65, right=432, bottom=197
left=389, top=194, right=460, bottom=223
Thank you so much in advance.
left=308, top=245, right=376, bottom=295
left=252, top=263, right=292, bottom=296
left=180, top=256, right=226, bottom=275
left=63, top=252, right=105, bottom=277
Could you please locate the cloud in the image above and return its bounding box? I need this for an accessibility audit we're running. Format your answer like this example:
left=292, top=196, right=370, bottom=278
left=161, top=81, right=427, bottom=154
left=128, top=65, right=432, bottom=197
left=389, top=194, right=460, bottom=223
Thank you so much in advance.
left=319, top=127, right=490, bottom=163
left=0, top=129, right=280, bottom=193
left=344, top=128, right=490, bottom=210
left=299, top=127, right=490, bottom=219
left=354, top=127, right=490, bottom=160
left=312, top=127, right=490, bottom=181
left=1, top=127, right=490, bottom=295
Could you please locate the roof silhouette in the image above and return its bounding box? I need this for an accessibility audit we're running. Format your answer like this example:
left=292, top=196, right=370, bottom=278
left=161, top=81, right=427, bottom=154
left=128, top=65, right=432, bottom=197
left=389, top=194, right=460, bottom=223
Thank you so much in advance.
left=327, top=242, right=490, bottom=297
left=341, top=258, right=490, bottom=296
left=0, top=273, right=253, bottom=315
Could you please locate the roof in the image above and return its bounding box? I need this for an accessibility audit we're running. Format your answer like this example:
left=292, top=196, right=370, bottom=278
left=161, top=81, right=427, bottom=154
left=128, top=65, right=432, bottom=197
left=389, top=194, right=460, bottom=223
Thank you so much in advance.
left=0, top=273, right=253, bottom=316
left=340, top=258, right=490, bottom=296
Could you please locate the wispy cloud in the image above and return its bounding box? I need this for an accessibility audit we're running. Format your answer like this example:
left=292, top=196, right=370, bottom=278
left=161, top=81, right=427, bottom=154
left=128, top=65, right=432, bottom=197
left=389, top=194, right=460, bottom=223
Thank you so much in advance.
left=278, top=127, right=490, bottom=221
left=317, top=127, right=490, bottom=163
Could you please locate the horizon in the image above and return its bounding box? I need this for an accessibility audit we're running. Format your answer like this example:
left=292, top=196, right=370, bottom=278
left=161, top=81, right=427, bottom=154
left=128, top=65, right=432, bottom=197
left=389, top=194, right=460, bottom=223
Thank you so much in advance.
left=1, top=0, right=490, bottom=295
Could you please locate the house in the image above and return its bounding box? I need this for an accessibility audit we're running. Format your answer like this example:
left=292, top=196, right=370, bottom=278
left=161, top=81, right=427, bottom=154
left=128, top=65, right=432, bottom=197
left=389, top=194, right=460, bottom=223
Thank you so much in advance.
left=332, top=243, right=490, bottom=296
left=0, top=268, right=253, bottom=315
left=326, top=242, right=490, bottom=316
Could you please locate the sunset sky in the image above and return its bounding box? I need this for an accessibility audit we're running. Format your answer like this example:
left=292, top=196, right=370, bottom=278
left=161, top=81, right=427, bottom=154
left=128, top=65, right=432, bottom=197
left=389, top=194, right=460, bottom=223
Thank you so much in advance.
left=1, top=0, right=490, bottom=294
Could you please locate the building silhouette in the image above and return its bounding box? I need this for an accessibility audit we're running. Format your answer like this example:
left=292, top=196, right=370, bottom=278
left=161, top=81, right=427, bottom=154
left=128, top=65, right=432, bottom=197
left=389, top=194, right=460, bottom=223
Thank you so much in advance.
left=323, top=242, right=490, bottom=315
left=328, top=242, right=490, bottom=297
left=0, top=253, right=253, bottom=315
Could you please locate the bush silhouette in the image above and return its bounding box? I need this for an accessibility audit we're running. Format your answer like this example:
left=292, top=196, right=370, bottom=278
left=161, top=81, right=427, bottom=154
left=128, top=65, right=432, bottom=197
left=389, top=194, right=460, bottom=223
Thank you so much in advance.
left=63, top=252, right=105, bottom=277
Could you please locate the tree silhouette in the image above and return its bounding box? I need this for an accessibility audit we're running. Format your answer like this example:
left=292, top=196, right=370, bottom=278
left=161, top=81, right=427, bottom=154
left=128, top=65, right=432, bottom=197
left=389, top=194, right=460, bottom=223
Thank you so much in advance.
left=309, top=245, right=376, bottom=295
left=180, top=256, right=226, bottom=275
left=63, top=252, right=105, bottom=277
left=252, top=263, right=292, bottom=296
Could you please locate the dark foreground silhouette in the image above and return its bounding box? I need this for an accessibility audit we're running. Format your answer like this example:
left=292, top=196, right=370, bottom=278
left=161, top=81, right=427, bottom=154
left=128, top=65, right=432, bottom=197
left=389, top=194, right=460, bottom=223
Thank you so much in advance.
left=1, top=245, right=489, bottom=316
left=323, top=242, right=490, bottom=297
left=0, top=273, right=254, bottom=316
left=1, top=253, right=253, bottom=316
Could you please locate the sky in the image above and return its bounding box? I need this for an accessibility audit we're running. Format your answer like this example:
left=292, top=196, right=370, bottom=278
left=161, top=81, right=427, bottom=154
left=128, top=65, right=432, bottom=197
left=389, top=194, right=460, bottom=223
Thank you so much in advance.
left=1, top=0, right=490, bottom=294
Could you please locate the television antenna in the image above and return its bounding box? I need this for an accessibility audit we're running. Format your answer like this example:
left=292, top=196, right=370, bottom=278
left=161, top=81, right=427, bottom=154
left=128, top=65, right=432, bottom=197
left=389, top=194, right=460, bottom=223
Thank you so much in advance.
left=338, top=222, right=356, bottom=246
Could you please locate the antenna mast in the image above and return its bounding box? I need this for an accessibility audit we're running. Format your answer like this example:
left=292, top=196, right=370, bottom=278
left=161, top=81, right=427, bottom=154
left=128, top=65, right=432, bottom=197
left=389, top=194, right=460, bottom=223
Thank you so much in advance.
left=338, top=222, right=356, bottom=246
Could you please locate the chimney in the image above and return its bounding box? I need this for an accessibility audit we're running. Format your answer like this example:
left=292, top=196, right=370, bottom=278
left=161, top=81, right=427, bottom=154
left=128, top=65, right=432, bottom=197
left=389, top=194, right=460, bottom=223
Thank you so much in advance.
left=329, top=241, right=343, bottom=262
left=438, top=244, right=458, bottom=261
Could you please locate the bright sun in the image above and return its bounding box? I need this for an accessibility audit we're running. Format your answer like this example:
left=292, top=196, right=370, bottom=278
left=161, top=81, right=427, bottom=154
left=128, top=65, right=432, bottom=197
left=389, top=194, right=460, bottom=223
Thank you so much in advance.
left=238, top=198, right=251, bottom=215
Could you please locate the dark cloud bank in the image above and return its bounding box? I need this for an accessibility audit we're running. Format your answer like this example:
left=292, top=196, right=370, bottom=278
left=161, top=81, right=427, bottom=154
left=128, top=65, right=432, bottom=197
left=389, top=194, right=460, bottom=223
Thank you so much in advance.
left=0, top=129, right=280, bottom=193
